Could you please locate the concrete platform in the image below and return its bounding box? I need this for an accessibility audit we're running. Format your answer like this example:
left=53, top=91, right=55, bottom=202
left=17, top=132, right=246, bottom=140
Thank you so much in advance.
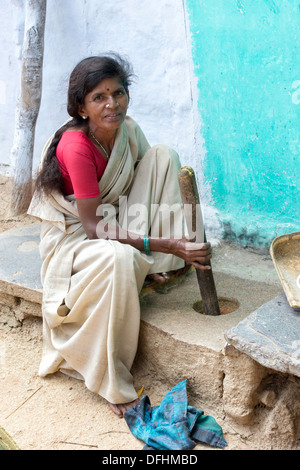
left=0, top=222, right=282, bottom=331
left=1, top=223, right=300, bottom=449
left=0, top=222, right=286, bottom=354
left=140, top=269, right=281, bottom=353
left=0, top=221, right=287, bottom=371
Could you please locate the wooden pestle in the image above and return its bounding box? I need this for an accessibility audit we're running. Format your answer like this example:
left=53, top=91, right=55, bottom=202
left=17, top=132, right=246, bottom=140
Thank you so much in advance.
left=178, top=166, right=220, bottom=316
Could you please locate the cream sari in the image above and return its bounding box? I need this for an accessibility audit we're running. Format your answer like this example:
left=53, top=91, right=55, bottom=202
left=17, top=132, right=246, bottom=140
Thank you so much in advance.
left=28, top=116, right=185, bottom=404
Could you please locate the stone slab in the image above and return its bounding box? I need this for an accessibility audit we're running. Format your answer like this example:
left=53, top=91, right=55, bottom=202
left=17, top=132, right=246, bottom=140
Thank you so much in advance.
left=0, top=223, right=42, bottom=302
left=225, top=293, right=300, bottom=377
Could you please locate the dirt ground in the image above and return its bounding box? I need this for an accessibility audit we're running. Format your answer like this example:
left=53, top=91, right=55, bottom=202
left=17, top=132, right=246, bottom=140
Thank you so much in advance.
left=0, top=175, right=256, bottom=451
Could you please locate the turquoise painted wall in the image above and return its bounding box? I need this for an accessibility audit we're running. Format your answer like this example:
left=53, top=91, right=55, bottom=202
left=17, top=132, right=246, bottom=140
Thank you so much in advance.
left=186, top=0, right=300, bottom=247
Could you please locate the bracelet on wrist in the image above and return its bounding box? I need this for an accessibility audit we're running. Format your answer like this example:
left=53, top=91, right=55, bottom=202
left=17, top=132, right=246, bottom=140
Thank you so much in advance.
left=143, top=236, right=151, bottom=255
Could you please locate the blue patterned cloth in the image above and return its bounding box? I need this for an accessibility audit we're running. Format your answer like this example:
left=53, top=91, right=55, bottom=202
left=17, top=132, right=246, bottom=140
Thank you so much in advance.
left=124, top=380, right=227, bottom=450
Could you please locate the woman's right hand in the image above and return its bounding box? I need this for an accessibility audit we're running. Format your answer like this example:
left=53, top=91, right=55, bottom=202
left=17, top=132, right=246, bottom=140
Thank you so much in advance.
left=168, top=238, right=212, bottom=271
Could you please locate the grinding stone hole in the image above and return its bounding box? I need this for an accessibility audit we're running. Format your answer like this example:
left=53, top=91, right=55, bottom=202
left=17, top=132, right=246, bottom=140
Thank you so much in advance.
left=192, top=297, right=240, bottom=315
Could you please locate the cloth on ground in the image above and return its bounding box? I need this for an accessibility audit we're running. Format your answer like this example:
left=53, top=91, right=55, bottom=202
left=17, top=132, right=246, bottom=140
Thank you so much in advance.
left=124, top=379, right=227, bottom=450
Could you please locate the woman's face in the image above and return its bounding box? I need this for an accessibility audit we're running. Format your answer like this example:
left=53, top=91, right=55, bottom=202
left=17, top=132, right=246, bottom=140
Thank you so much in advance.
left=79, top=76, right=129, bottom=135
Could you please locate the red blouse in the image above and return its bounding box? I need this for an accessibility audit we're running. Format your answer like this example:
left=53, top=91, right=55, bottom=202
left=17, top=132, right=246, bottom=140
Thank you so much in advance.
left=56, top=131, right=108, bottom=198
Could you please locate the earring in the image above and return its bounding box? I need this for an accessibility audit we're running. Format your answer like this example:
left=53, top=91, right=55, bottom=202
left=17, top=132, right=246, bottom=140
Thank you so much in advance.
left=82, top=115, right=87, bottom=119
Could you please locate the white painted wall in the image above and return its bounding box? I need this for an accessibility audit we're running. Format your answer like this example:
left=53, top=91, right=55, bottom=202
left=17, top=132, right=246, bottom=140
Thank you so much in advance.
left=1, top=0, right=196, bottom=168
left=0, top=0, right=222, bottom=239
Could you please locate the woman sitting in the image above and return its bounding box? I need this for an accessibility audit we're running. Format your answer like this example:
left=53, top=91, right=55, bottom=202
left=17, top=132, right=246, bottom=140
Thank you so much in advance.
left=28, top=53, right=212, bottom=418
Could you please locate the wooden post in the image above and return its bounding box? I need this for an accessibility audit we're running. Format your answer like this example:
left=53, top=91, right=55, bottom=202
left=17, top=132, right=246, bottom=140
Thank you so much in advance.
left=10, top=0, right=47, bottom=215
left=178, top=166, right=221, bottom=316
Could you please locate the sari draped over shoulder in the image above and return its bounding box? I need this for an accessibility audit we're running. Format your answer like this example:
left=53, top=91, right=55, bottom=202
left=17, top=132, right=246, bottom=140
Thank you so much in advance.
left=28, top=116, right=185, bottom=404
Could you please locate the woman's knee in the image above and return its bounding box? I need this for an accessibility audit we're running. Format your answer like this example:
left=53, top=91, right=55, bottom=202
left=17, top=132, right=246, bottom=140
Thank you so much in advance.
left=145, top=144, right=181, bottom=169
left=110, top=241, right=152, bottom=286
left=109, top=240, right=139, bottom=270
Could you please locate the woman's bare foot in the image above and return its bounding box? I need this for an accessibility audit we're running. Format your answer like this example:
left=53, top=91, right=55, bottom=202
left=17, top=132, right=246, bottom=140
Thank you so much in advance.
left=147, top=272, right=170, bottom=284
left=108, top=397, right=140, bottom=418
left=146, top=263, right=192, bottom=286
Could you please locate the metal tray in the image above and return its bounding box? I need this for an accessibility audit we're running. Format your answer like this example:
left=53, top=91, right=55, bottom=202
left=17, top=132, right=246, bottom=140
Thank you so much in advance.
left=270, top=232, right=300, bottom=308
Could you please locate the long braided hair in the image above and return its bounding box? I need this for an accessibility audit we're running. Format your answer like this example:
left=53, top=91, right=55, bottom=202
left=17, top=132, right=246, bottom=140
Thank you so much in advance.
left=35, top=53, right=134, bottom=196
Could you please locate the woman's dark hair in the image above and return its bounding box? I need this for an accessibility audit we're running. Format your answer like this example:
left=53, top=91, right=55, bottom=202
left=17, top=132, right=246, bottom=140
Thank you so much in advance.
left=35, top=53, right=134, bottom=195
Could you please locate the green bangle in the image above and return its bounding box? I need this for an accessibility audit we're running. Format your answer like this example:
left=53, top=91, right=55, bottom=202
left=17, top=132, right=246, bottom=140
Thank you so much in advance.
left=143, top=236, right=151, bottom=255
